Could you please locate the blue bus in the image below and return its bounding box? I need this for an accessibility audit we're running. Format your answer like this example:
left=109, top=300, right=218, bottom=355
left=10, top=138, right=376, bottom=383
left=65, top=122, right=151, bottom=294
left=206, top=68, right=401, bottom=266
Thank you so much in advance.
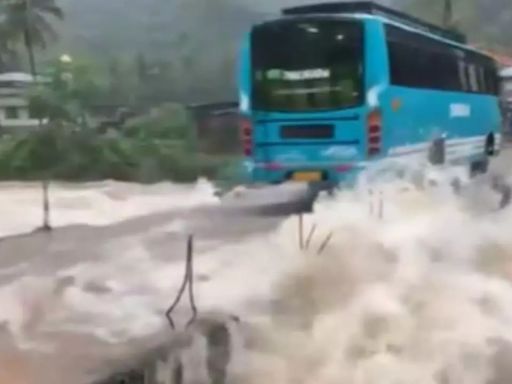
left=238, top=1, right=502, bottom=187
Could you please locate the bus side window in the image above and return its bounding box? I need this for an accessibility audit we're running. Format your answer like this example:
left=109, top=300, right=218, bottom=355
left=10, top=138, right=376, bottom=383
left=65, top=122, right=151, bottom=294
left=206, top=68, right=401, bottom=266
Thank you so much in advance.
left=478, top=66, right=487, bottom=94
left=385, top=24, right=499, bottom=97
left=468, top=64, right=479, bottom=93
left=388, top=40, right=413, bottom=86
left=458, top=60, right=468, bottom=92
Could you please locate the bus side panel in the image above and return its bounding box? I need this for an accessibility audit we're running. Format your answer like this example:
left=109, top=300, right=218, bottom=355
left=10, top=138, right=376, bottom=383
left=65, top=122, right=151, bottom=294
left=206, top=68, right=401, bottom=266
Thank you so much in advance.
left=378, top=25, right=502, bottom=166
left=364, top=20, right=390, bottom=110
left=383, top=86, right=500, bottom=164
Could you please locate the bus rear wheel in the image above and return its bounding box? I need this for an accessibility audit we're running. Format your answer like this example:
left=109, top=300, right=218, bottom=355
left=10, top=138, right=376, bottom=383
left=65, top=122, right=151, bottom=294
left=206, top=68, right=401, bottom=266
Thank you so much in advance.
left=428, top=137, right=446, bottom=166
left=485, top=134, right=496, bottom=157
left=470, top=134, right=494, bottom=177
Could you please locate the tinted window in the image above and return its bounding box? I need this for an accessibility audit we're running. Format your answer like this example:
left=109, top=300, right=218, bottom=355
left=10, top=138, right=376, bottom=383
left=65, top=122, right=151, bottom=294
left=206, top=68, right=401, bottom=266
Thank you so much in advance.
left=386, top=25, right=499, bottom=95
left=251, top=19, right=364, bottom=112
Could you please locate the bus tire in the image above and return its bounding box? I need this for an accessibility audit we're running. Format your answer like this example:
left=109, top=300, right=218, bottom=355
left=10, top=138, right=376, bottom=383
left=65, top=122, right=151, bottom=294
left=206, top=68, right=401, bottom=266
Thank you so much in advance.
left=469, top=134, right=496, bottom=178
left=485, top=133, right=496, bottom=157
left=428, top=137, right=446, bottom=165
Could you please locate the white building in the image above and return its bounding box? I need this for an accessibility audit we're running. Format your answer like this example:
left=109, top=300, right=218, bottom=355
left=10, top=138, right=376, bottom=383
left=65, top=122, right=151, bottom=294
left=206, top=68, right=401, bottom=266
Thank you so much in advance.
left=0, top=72, right=42, bottom=132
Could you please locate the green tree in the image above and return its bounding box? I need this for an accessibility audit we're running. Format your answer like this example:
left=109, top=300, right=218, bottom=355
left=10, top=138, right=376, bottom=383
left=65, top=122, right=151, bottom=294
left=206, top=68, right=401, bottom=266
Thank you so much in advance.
left=108, top=57, right=137, bottom=105
left=30, top=58, right=105, bottom=127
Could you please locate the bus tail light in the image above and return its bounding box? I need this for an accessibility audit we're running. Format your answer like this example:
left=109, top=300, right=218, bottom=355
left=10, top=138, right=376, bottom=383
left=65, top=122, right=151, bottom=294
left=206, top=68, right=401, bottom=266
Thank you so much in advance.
left=239, top=117, right=253, bottom=156
left=367, top=109, right=382, bottom=157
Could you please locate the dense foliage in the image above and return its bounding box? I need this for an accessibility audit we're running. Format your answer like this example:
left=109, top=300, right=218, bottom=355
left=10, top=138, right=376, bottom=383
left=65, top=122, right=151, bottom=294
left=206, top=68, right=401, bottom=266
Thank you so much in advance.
left=0, top=118, right=243, bottom=184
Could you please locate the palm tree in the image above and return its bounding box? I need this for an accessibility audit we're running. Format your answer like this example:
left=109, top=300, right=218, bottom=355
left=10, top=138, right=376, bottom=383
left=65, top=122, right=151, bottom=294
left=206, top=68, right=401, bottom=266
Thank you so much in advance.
left=1, top=0, right=63, bottom=74
left=1, top=0, right=63, bottom=231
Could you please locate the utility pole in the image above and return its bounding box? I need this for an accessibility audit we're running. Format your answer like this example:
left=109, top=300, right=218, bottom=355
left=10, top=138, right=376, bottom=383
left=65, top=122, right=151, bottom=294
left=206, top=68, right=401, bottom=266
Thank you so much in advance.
left=443, top=0, right=453, bottom=28
left=24, top=0, right=51, bottom=231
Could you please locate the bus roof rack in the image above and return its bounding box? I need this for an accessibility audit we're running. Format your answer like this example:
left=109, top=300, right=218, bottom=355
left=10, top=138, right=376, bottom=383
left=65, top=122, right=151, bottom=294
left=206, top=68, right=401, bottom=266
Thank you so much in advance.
left=281, top=1, right=467, bottom=44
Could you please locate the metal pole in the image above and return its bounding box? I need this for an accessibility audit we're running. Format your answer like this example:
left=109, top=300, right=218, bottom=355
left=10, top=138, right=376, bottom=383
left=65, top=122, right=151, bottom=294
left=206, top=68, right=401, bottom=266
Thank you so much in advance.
left=378, top=191, right=384, bottom=220
left=24, top=0, right=51, bottom=231
left=443, top=0, right=453, bottom=28
left=317, top=232, right=333, bottom=255
left=369, top=189, right=374, bottom=217
left=298, top=214, right=304, bottom=250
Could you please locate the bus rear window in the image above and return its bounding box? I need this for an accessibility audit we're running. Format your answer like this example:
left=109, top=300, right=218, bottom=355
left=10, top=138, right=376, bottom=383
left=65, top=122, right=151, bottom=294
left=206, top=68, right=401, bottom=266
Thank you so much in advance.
left=251, top=19, right=364, bottom=112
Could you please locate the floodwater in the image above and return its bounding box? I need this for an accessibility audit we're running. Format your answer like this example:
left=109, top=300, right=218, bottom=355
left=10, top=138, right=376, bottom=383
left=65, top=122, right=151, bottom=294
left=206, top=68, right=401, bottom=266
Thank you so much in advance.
left=1, top=151, right=512, bottom=384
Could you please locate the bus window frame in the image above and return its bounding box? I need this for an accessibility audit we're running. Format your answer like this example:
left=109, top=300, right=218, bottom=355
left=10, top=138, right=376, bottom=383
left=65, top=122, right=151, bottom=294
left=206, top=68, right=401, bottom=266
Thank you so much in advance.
left=385, top=23, right=499, bottom=96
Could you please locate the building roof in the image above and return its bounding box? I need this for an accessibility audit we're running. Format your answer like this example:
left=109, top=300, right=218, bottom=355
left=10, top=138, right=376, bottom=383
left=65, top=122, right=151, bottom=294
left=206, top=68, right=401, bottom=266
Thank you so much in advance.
left=187, top=102, right=239, bottom=117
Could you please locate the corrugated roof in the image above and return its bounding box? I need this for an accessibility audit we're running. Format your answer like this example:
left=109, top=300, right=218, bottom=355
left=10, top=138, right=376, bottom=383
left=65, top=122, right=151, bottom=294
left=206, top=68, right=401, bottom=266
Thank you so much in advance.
left=0, top=72, right=49, bottom=83
left=0, top=72, right=34, bottom=82
left=501, top=67, right=512, bottom=78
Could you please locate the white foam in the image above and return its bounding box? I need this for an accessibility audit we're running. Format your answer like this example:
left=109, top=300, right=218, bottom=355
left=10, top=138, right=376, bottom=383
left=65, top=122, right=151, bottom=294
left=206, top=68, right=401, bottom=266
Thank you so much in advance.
left=234, top=176, right=512, bottom=384
left=0, top=179, right=219, bottom=237
left=0, top=159, right=512, bottom=383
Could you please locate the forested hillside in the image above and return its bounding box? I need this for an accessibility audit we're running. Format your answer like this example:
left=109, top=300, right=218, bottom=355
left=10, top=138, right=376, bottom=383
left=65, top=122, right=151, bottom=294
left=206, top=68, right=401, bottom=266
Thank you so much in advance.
left=54, top=0, right=512, bottom=56
left=53, top=0, right=512, bottom=98
left=47, top=0, right=267, bottom=102
left=5, top=0, right=512, bottom=104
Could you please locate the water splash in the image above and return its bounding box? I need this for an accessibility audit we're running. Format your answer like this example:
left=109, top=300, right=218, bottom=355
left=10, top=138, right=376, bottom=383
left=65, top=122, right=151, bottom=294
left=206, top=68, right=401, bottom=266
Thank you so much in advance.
left=0, top=160, right=511, bottom=384
left=232, top=179, right=512, bottom=384
left=0, top=179, right=219, bottom=237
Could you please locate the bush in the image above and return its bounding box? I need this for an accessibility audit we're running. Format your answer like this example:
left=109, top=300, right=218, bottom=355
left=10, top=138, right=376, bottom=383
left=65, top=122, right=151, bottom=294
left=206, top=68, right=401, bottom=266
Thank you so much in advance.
left=0, top=124, right=244, bottom=184
left=124, top=103, right=195, bottom=143
left=0, top=97, right=248, bottom=185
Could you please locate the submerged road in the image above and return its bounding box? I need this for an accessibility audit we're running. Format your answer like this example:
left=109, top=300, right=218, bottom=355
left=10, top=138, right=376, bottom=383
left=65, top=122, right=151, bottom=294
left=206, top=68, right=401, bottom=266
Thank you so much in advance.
left=0, top=181, right=313, bottom=384
left=0, top=148, right=511, bottom=384
left=2, top=147, right=511, bottom=280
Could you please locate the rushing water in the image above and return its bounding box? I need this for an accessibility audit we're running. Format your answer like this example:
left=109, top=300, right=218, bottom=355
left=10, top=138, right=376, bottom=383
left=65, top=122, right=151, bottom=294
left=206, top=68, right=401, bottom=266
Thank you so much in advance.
left=0, top=179, right=219, bottom=237
left=0, top=157, right=512, bottom=384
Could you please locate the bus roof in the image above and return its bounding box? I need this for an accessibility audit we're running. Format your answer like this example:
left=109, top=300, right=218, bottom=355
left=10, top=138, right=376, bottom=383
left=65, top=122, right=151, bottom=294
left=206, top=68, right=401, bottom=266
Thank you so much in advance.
left=282, top=1, right=466, bottom=43
left=264, top=13, right=494, bottom=61
left=369, top=14, right=492, bottom=58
